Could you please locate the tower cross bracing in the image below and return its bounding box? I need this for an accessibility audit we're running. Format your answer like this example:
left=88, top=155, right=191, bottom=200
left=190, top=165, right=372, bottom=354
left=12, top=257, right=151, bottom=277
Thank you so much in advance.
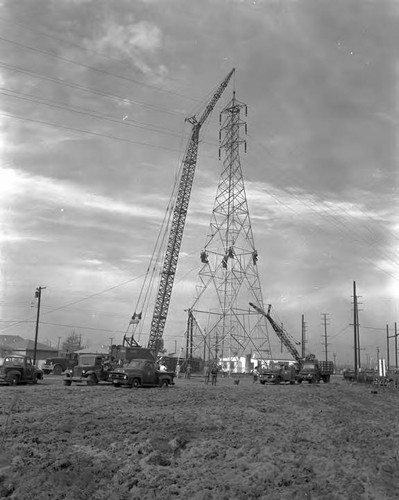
left=189, top=92, right=271, bottom=369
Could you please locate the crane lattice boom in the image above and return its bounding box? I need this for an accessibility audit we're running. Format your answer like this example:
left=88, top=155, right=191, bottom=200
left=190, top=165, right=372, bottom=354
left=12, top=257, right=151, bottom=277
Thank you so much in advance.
left=249, top=302, right=302, bottom=362
left=147, top=69, right=235, bottom=355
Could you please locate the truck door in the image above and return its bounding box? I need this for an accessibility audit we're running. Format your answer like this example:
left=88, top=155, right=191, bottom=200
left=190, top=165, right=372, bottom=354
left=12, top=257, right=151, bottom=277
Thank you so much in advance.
left=94, top=356, right=103, bottom=377
left=24, top=357, right=34, bottom=380
left=142, top=360, right=155, bottom=385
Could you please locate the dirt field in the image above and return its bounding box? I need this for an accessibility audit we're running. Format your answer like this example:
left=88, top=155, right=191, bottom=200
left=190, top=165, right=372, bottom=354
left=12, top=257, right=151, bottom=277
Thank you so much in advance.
left=0, top=375, right=398, bottom=500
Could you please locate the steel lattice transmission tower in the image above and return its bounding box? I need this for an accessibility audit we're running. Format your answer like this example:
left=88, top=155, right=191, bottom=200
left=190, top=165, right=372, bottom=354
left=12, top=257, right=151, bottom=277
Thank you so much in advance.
left=188, top=91, right=271, bottom=369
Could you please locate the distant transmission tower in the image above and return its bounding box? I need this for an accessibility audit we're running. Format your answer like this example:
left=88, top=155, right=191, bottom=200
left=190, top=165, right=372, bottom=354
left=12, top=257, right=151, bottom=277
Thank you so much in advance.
left=188, top=91, right=271, bottom=372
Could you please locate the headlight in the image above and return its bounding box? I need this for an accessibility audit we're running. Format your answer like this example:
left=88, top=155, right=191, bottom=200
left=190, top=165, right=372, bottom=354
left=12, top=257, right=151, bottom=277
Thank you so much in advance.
left=124, top=375, right=128, bottom=380
left=82, top=370, right=86, bottom=375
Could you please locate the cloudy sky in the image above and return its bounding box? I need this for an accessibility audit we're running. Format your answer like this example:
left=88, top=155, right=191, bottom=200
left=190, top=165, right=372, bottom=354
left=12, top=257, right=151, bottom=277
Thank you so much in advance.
left=1, top=0, right=398, bottom=366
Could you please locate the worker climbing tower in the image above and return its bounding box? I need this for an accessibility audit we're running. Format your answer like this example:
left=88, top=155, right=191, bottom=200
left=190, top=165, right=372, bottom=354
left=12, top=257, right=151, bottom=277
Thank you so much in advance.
left=188, top=91, right=271, bottom=372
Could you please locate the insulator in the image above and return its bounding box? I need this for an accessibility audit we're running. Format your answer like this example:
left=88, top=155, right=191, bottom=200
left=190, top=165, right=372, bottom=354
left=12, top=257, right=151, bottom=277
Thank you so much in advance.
left=245, top=105, right=248, bottom=116
left=244, top=141, right=247, bottom=153
left=218, top=149, right=221, bottom=160
left=245, top=124, right=248, bottom=135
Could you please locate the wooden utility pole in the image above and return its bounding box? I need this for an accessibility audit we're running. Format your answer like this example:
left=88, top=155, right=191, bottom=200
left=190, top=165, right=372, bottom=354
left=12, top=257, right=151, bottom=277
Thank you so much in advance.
left=386, top=322, right=399, bottom=371
left=321, top=313, right=329, bottom=363
left=301, top=315, right=306, bottom=358
left=353, top=281, right=358, bottom=379
left=33, top=286, right=46, bottom=365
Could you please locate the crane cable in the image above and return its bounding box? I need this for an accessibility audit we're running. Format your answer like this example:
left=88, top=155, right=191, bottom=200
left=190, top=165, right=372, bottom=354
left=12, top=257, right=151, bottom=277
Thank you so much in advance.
left=124, top=121, right=188, bottom=338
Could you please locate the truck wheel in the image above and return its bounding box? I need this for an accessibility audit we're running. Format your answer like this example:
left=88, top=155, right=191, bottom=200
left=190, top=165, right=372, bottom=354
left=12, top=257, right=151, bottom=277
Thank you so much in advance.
left=297, top=379, right=302, bottom=384
left=275, top=377, right=281, bottom=385
left=131, top=378, right=140, bottom=388
left=9, top=374, right=19, bottom=386
left=53, top=364, right=63, bottom=375
left=64, top=380, right=72, bottom=386
left=87, top=374, right=97, bottom=386
left=32, top=375, right=39, bottom=385
left=160, top=379, right=169, bottom=388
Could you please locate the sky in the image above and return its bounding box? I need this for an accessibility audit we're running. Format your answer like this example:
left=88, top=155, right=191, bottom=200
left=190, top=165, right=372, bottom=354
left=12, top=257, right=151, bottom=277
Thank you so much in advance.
left=1, top=0, right=399, bottom=367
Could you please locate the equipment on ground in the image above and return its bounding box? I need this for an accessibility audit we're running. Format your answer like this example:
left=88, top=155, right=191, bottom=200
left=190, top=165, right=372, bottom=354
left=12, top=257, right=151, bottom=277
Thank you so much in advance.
left=249, top=302, right=334, bottom=383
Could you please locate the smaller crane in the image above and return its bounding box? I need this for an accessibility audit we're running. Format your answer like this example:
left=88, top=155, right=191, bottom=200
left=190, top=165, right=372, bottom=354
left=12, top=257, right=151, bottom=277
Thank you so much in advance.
left=249, top=302, right=302, bottom=363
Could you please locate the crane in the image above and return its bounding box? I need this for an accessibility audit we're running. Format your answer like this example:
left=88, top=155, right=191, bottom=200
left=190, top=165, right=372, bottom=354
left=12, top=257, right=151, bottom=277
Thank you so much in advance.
left=124, top=69, right=235, bottom=357
left=249, top=302, right=303, bottom=363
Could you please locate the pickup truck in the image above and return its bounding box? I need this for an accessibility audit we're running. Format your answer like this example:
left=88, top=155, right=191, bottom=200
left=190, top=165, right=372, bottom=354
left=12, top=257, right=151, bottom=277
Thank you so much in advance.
left=64, top=354, right=111, bottom=386
left=259, top=364, right=296, bottom=385
left=108, top=358, right=175, bottom=388
left=0, top=355, right=43, bottom=385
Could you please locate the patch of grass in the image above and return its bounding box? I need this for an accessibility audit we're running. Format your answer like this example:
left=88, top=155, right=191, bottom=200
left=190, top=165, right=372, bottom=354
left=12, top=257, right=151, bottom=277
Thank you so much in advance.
left=1, top=396, right=18, bottom=448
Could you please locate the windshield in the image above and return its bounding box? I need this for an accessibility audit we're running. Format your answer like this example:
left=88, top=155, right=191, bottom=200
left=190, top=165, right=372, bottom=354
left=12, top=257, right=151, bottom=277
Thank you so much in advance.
left=126, top=360, right=144, bottom=369
left=302, top=363, right=316, bottom=370
left=5, top=356, right=25, bottom=365
left=79, top=356, right=98, bottom=366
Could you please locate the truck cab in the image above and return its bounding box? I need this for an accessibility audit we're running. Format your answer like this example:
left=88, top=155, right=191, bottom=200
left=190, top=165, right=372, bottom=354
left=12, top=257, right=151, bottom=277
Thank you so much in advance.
left=259, top=363, right=296, bottom=385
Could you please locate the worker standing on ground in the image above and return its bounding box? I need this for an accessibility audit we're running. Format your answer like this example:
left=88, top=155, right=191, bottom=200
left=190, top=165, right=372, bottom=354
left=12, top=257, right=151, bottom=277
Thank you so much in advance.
left=185, top=363, right=192, bottom=379
left=204, top=364, right=210, bottom=384
left=211, top=365, right=218, bottom=386
left=175, top=363, right=181, bottom=379
left=253, top=366, right=259, bottom=383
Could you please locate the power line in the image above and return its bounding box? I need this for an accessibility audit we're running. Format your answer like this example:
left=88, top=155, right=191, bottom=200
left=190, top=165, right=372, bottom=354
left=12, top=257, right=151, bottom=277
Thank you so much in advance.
left=0, top=274, right=145, bottom=333
left=0, top=111, right=184, bottom=153
left=0, top=16, right=197, bottom=98
left=0, top=61, right=184, bottom=118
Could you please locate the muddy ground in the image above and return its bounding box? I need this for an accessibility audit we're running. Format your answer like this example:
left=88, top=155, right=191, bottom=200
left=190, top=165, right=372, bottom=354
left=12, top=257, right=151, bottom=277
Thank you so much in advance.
left=0, top=374, right=398, bottom=500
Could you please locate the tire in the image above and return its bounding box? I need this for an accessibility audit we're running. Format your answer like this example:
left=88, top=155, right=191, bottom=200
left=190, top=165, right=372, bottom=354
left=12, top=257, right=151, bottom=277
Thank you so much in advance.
left=86, top=374, right=97, bottom=386
left=53, top=364, right=63, bottom=376
left=275, top=377, right=281, bottom=385
left=9, top=374, right=19, bottom=386
left=297, top=379, right=302, bottom=384
left=32, top=375, right=39, bottom=385
left=131, top=378, right=140, bottom=388
left=64, top=380, right=72, bottom=386
left=160, top=379, right=169, bottom=388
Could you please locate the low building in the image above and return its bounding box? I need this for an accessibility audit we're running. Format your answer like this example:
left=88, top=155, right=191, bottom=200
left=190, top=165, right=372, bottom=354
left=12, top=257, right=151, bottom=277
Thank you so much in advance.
left=0, top=335, right=58, bottom=365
